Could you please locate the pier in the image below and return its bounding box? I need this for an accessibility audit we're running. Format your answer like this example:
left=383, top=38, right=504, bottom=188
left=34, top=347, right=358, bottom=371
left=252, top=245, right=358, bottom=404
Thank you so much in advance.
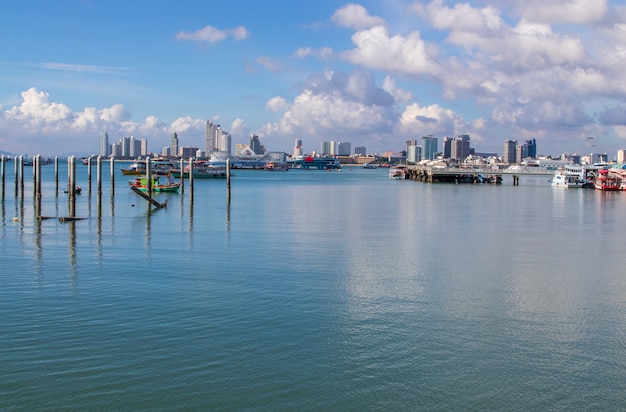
left=405, top=165, right=553, bottom=185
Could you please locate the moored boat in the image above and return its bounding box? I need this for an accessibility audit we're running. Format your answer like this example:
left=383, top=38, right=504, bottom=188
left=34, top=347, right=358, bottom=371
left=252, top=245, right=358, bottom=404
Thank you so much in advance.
left=550, top=170, right=585, bottom=188
left=120, top=162, right=146, bottom=175
left=593, top=169, right=621, bottom=191
left=363, top=163, right=378, bottom=169
left=171, top=160, right=228, bottom=179
left=128, top=175, right=181, bottom=192
left=264, top=162, right=289, bottom=171
left=389, top=164, right=407, bottom=179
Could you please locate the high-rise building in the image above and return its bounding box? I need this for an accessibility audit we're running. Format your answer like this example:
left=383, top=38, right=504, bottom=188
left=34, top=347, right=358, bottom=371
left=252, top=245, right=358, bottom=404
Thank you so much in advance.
left=205, top=121, right=231, bottom=154
left=442, top=137, right=452, bottom=159
left=524, top=139, right=537, bottom=158
left=354, top=146, right=366, bottom=156
left=336, top=142, right=351, bottom=156
left=321, top=141, right=332, bottom=155
left=250, top=134, right=264, bottom=154
left=99, top=131, right=110, bottom=157
left=421, top=135, right=438, bottom=160
left=293, top=139, right=303, bottom=157
left=140, top=139, right=148, bottom=157
left=170, top=132, right=179, bottom=157
left=504, top=140, right=517, bottom=164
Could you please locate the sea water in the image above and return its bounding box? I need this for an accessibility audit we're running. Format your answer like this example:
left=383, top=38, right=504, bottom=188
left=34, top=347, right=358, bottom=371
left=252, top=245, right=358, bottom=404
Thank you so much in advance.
left=1, top=165, right=626, bottom=410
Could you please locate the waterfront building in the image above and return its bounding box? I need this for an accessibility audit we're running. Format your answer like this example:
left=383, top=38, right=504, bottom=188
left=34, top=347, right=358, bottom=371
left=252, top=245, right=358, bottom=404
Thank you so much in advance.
left=336, top=142, right=351, bottom=156
left=99, top=131, right=110, bottom=157
left=354, top=146, right=366, bottom=156
left=250, top=134, right=265, bottom=155
left=516, top=144, right=525, bottom=163
left=442, top=137, right=452, bottom=159
left=170, top=133, right=179, bottom=158
left=293, top=139, right=303, bottom=157
left=321, top=141, right=333, bottom=155
left=205, top=121, right=231, bottom=154
left=525, top=139, right=537, bottom=158
left=617, top=149, right=626, bottom=163
left=179, top=146, right=198, bottom=158
left=504, top=140, right=517, bottom=164
left=422, top=135, right=438, bottom=160
left=140, top=139, right=148, bottom=157
left=408, top=145, right=422, bottom=163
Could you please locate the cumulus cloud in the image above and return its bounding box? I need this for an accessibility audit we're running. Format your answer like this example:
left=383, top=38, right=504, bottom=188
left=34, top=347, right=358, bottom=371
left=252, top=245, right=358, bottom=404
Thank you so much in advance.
left=331, top=3, right=386, bottom=29
left=342, top=26, right=441, bottom=77
left=266, top=96, right=288, bottom=112
left=514, top=0, right=608, bottom=25
left=397, top=102, right=470, bottom=137
left=175, top=25, right=249, bottom=43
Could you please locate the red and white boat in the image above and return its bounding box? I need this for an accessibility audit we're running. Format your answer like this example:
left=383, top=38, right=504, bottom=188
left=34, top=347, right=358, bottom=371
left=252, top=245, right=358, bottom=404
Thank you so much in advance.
left=593, top=169, right=621, bottom=191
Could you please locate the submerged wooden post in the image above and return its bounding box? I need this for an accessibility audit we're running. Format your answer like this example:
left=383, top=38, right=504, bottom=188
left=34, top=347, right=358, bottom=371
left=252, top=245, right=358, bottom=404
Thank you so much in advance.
left=97, top=156, right=102, bottom=196
left=14, top=155, right=18, bottom=197
left=189, top=157, right=194, bottom=196
left=54, top=156, right=59, bottom=194
left=69, top=155, right=77, bottom=217
left=146, top=157, right=152, bottom=199
left=109, top=157, right=115, bottom=194
left=1, top=155, right=5, bottom=197
left=87, top=156, right=92, bottom=194
left=226, top=158, right=231, bottom=193
left=19, top=155, right=24, bottom=198
left=179, top=158, right=184, bottom=193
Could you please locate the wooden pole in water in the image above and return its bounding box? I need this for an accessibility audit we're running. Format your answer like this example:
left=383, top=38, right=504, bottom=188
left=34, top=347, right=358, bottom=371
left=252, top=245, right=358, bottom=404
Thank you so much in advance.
left=1, top=155, right=5, bottom=197
left=35, top=155, right=42, bottom=216
left=19, top=155, right=24, bottom=198
left=146, top=157, right=152, bottom=199
left=69, top=155, right=76, bottom=217
left=54, top=156, right=59, bottom=194
left=14, top=155, right=18, bottom=197
left=189, top=157, right=194, bottom=195
left=179, top=158, right=184, bottom=193
left=109, top=157, right=115, bottom=194
left=97, top=156, right=102, bottom=196
left=226, top=158, right=231, bottom=194
left=87, top=156, right=92, bottom=194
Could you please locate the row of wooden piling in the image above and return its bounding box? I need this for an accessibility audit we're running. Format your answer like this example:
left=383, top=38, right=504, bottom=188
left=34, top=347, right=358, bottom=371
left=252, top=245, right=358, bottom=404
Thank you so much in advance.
left=1, top=154, right=232, bottom=218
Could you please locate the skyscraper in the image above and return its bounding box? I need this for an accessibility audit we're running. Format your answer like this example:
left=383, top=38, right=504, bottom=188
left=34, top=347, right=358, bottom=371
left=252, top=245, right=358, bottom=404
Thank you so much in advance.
left=250, top=134, right=264, bottom=154
left=170, top=132, right=179, bottom=157
left=504, top=140, right=517, bottom=164
left=293, top=139, right=303, bottom=157
left=336, top=142, right=351, bottom=156
left=99, top=131, right=110, bottom=157
left=524, top=139, right=537, bottom=158
left=421, top=135, right=438, bottom=160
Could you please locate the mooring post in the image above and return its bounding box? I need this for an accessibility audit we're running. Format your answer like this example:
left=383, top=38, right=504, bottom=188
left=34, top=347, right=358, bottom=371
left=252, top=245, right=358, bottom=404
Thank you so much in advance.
left=179, top=158, right=184, bottom=193
left=1, top=155, right=5, bottom=198
left=54, top=156, right=59, bottom=194
left=189, top=157, right=194, bottom=196
left=35, top=155, right=42, bottom=216
left=226, top=158, right=231, bottom=194
left=14, top=155, right=18, bottom=197
left=97, top=156, right=102, bottom=196
left=109, top=157, right=115, bottom=194
left=19, top=155, right=24, bottom=198
left=146, top=157, right=152, bottom=199
left=87, top=156, right=92, bottom=194
left=69, top=155, right=77, bottom=217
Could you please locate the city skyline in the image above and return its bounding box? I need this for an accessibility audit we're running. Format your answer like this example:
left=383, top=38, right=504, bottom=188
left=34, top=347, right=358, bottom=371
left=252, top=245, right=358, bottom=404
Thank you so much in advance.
left=2, top=1, right=626, bottom=157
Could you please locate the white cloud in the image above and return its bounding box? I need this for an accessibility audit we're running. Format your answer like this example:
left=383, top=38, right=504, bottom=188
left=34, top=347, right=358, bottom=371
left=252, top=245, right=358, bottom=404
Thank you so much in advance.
left=175, top=25, right=249, bottom=43
left=342, top=26, right=441, bottom=77
left=514, top=0, right=608, bottom=25
left=410, top=0, right=503, bottom=32
left=397, top=102, right=470, bottom=137
left=266, top=97, right=288, bottom=112
left=331, top=4, right=386, bottom=30
left=255, top=56, right=284, bottom=72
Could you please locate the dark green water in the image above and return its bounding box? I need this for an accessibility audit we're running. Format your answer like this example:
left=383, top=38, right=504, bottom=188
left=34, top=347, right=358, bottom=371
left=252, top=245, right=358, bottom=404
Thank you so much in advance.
left=2, top=165, right=626, bottom=410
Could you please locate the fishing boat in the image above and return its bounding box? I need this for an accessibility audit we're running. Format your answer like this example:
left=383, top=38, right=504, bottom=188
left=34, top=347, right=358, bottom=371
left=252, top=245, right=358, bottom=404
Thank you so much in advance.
left=128, top=175, right=181, bottom=192
left=593, top=169, right=621, bottom=191
left=120, top=162, right=146, bottom=175
left=389, top=164, right=407, bottom=179
left=550, top=169, right=585, bottom=188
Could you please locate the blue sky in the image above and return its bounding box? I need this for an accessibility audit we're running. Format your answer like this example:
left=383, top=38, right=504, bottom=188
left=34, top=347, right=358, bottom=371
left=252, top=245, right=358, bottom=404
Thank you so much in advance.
left=2, top=0, right=626, bottom=158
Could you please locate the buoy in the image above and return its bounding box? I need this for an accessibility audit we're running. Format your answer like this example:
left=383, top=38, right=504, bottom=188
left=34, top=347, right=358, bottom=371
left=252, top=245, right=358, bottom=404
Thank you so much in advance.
left=12, top=217, right=19, bottom=222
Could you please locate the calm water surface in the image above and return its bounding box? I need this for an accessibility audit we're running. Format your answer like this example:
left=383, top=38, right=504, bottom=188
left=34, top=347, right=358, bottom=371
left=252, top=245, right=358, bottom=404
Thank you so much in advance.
left=1, top=164, right=626, bottom=410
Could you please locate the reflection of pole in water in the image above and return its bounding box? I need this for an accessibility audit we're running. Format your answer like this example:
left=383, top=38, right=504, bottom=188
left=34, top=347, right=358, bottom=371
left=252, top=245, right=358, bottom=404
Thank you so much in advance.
left=34, top=155, right=42, bottom=217
left=69, top=221, right=78, bottom=289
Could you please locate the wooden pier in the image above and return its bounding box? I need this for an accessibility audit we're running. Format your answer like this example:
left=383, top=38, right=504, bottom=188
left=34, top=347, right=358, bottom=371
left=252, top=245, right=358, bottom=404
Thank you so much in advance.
left=405, top=165, right=553, bottom=185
